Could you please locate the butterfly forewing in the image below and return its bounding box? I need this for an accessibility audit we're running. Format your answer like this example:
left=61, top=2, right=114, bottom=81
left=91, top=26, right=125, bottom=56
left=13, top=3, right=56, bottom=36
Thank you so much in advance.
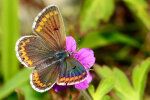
left=57, top=57, right=88, bottom=85
left=31, top=62, right=61, bottom=92
left=32, top=5, right=66, bottom=51
left=15, top=36, right=56, bottom=68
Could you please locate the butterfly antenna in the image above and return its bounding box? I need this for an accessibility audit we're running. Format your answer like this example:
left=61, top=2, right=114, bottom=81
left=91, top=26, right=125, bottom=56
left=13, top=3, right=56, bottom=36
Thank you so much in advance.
left=86, top=63, right=94, bottom=71
left=76, top=40, right=81, bottom=51
left=74, top=39, right=81, bottom=56
left=88, top=69, right=94, bottom=71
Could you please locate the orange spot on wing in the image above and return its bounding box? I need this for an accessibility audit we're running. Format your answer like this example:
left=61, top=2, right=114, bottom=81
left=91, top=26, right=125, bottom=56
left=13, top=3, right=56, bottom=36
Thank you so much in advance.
left=36, top=26, right=42, bottom=32
left=20, top=47, right=25, bottom=51
left=21, top=52, right=26, bottom=56
left=70, top=77, right=74, bottom=82
left=54, top=10, right=58, bottom=15
left=33, top=77, right=39, bottom=81
left=24, top=56, right=29, bottom=61
left=48, top=83, right=52, bottom=85
left=39, top=83, right=43, bottom=87
left=65, top=77, right=69, bottom=82
left=26, top=39, right=30, bottom=43
left=46, top=14, right=50, bottom=18
left=39, top=21, right=44, bottom=26
left=79, top=75, right=82, bottom=79
left=82, top=72, right=86, bottom=76
left=59, top=77, right=65, bottom=82
left=35, top=81, right=40, bottom=84
left=28, top=60, right=32, bottom=66
left=43, top=84, right=46, bottom=87
left=33, top=74, right=46, bottom=87
left=21, top=43, right=26, bottom=47
left=75, top=76, right=78, bottom=81
left=34, top=72, right=38, bottom=77
left=50, top=12, right=53, bottom=16
left=42, top=17, right=47, bottom=22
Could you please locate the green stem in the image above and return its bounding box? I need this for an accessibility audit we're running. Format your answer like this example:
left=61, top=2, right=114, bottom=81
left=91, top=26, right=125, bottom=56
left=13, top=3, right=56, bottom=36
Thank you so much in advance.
left=1, top=0, right=19, bottom=82
left=79, top=90, right=93, bottom=100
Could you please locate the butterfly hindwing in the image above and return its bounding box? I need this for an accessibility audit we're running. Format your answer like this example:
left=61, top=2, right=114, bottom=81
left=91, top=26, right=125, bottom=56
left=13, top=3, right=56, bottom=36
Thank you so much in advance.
left=32, top=5, right=66, bottom=51
left=57, top=57, right=87, bottom=85
left=31, top=62, right=61, bottom=92
left=15, top=36, right=56, bottom=68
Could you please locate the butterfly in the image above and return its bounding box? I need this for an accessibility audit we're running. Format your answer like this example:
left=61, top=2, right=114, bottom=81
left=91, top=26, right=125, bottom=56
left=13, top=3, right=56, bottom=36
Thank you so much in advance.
left=15, top=5, right=87, bottom=92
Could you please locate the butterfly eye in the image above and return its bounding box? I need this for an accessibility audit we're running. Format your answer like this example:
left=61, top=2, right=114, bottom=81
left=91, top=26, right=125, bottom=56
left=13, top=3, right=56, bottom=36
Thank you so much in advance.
left=66, top=51, right=72, bottom=57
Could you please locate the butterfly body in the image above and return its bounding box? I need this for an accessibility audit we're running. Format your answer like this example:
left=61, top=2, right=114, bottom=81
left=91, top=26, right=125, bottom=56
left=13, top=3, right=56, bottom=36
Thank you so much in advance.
left=53, top=50, right=70, bottom=61
left=16, top=5, right=87, bottom=92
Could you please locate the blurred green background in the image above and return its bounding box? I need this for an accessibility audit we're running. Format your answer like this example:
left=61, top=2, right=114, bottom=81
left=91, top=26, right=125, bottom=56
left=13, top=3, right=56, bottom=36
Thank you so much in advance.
left=0, top=0, right=150, bottom=100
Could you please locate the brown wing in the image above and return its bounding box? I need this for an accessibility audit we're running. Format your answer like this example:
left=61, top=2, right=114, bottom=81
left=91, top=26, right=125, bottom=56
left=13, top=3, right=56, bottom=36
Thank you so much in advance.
left=32, top=5, right=66, bottom=51
left=30, top=62, right=61, bottom=92
left=15, top=36, right=56, bottom=68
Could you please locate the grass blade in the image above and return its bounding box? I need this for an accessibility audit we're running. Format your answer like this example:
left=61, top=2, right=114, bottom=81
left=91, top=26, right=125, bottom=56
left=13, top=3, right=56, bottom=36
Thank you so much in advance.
left=79, top=31, right=140, bottom=49
left=79, top=0, right=115, bottom=33
left=1, top=0, right=19, bottom=82
left=132, top=58, right=150, bottom=99
left=123, top=0, right=150, bottom=30
left=0, top=68, right=32, bottom=99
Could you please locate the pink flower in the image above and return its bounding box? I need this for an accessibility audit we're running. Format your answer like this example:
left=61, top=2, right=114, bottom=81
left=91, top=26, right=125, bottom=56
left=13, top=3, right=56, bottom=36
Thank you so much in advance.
left=53, top=36, right=95, bottom=92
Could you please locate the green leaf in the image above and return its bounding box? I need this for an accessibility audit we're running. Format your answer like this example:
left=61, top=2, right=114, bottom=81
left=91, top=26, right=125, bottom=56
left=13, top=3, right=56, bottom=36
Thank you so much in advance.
left=102, top=95, right=110, bottom=100
left=102, top=95, right=117, bottom=100
left=20, top=84, right=46, bottom=100
left=80, top=0, right=115, bottom=32
left=94, top=65, right=113, bottom=78
left=113, top=68, right=137, bottom=100
left=79, top=31, right=110, bottom=49
left=88, top=84, right=95, bottom=98
left=123, top=0, right=150, bottom=30
left=79, top=31, right=140, bottom=49
left=93, top=75, right=115, bottom=100
left=124, top=0, right=147, bottom=7
left=90, top=65, right=115, bottom=100
left=132, top=58, right=150, bottom=99
left=1, top=0, right=19, bottom=82
left=0, top=68, right=32, bottom=99
left=114, top=46, right=132, bottom=60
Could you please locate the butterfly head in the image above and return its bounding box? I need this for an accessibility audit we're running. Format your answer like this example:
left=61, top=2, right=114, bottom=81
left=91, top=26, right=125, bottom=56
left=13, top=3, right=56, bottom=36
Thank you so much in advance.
left=54, top=50, right=72, bottom=61
left=65, top=51, right=72, bottom=57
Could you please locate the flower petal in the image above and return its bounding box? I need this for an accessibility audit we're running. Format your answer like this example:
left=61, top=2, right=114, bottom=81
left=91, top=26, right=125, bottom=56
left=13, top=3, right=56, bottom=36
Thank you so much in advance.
left=66, top=36, right=76, bottom=53
left=74, top=71, right=92, bottom=90
left=86, top=71, right=92, bottom=83
left=74, top=81, right=88, bottom=90
left=74, top=48, right=95, bottom=69
left=53, top=84, right=70, bottom=92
